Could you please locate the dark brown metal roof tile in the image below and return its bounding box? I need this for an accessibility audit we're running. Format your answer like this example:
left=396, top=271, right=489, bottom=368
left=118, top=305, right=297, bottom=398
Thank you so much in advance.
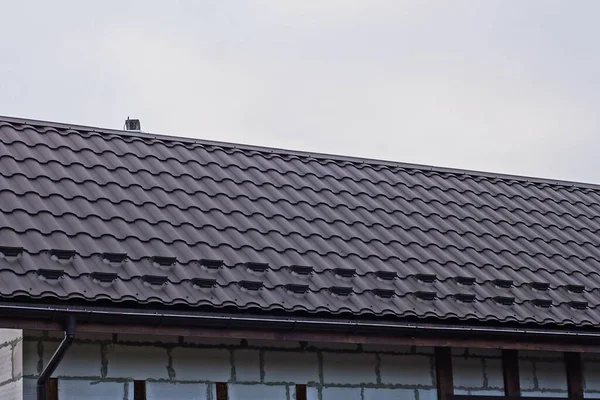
left=2, top=117, right=600, bottom=328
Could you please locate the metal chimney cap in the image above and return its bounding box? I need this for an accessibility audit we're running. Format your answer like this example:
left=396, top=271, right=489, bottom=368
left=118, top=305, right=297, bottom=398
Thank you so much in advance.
left=124, top=117, right=141, bottom=131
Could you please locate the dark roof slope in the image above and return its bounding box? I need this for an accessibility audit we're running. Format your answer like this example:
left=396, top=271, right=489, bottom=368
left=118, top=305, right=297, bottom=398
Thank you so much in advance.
left=1, top=116, right=600, bottom=328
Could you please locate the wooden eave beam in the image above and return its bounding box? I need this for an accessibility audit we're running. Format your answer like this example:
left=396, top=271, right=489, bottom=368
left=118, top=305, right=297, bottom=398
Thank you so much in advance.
left=435, top=347, right=454, bottom=400
left=565, top=352, right=584, bottom=400
left=502, top=349, right=520, bottom=397
left=6, top=318, right=600, bottom=353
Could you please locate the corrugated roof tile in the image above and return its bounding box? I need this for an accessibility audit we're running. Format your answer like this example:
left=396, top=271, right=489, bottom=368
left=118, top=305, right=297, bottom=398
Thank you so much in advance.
left=1, top=117, right=600, bottom=328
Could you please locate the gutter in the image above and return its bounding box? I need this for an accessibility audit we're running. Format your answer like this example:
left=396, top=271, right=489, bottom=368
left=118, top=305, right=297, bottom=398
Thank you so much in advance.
left=1, top=302, right=599, bottom=342
left=37, top=315, right=75, bottom=400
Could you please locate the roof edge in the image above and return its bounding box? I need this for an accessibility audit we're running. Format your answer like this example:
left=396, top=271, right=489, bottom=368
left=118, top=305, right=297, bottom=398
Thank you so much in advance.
left=4, top=302, right=600, bottom=351
left=3, top=114, right=599, bottom=191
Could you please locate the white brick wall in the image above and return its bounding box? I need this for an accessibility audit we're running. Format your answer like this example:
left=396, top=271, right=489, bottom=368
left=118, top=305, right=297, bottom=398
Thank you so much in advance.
left=319, top=387, right=362, bottom=400
left=535, top=361, right=567, bottom=391
left=59, top=380, right=130, bottom=399
left=107, top=345, right=170, bottom=379
left=146, top=382, right=208, bottom=400
left=364, top=387, right=415, bottom=400
left=0, top=329, right=23, bottom=400
left=485, top=358, right=505, bottom=390
left=448, top=348, right=573, bottom=397
left=43, top=343, right=101, bottom=377
left=452, top=348, right=504, bottom=395
left=234, top=349, right=260, bottom=382
left=453, top=357, right=485, bottom=388
left=22, top=341, right=39, bottom=377
left=0, top=342, right=14, bottom=382
left=519, top=352, right=568, bottom=397
left=322, top=353, right=377, bottom=384
left=519, top=359, right=536, bottom=390
left=229, top=383, right=287, bottom=400
left=0, top=380, right=22, bottom=400
left=0, top=329, right=22, bottom=343
left=171, top=348, right=231, bottom=381
left=18, top=332, right=592, bottom=400
left=379, top=354, right=433, bottom=386
left=12, top=340, right=22, bottom=380
left=584, top=354, right=600, bottom=394
left=264, top=351, right=319, bottom=383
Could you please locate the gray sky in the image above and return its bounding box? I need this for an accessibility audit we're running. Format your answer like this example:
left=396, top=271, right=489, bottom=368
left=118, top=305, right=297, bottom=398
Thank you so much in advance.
left=1, top=1, right=599, bottom=183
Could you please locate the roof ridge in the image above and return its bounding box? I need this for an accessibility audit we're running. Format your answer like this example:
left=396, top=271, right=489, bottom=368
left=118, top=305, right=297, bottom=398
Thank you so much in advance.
left=2, top=114, right=599, bottom=191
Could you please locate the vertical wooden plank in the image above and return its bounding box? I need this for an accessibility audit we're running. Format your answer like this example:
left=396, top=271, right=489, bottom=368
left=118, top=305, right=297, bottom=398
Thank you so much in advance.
left=502, top=349, right=520, bottom=397
left=47, top=378, right=58, bottom=400
left=565, top=352, right=584, bottom=400
left=296, top=384, right=307, bottom=400
left=133, top=380, right=146, bottom=400
left=216, top=382, right=228, bottom=400
left=435, top=347, right=453, bottom=400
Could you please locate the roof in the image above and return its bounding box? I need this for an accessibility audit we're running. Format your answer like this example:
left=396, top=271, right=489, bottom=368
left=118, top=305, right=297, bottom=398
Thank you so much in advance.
left=1, top=115, right=600, bottom=329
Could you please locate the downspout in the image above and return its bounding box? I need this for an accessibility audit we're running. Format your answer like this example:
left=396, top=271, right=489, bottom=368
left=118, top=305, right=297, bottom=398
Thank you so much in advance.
left=37, top=315, right=76, bottom=400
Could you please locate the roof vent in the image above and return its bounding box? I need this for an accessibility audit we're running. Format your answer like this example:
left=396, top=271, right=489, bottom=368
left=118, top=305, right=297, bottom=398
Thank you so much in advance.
left=493, top=279, right=513, bottom=288
left=91, top=272, right=118, bottom=283
left=290, top=265, right=313, bottom=275
left=569, top=300, right=588, bottom=310
left=285, top=284, right=309, bottom=294
left=454, top=276, right=476, bottom=285
left=330, top=286, right=353, bottom=296
left=372, top=288, right=395, bottom=298
left=333, top=268, right=356, bottom=278
left=374, top=271, right=397, bottom=280
left=566, top=284, right=585, bottom=294
left=530, top=282, right=550, bottom=291
left=142, top=275, right=168, bottom=286
left=124, top=117, right=141, bottom=131
left=50, top=249, right=76, bottom=261
left=239, top=280, right=263, bottom=291
left=0, top=246, right=23, bottom=258
left=454, top=293, right=476, bottom=303
left=495, top=296, right=515, bottom=306
left=191, top=278, right=217, bottom=288
left=102, top=253, right=127, bottom=263
left=200, top=259, right=224, bottom=269
left=415, top=274, right=436, bottom=283
left=245, top=262, right=269, bottom=272
left=532, top=298, right=552, bottom=308
left=415, top=291, right=437, bottom=301
left=152, top=256, right=177, bottom=267
left=37, top=269, right=64, bottom=280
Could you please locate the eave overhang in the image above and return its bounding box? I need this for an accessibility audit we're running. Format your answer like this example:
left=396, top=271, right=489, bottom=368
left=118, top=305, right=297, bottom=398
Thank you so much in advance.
left=1, top=302, right=600, bottom=353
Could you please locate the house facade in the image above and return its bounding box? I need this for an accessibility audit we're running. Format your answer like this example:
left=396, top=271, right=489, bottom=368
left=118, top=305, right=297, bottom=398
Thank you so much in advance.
left=1, top=116, right=599, bottom=399
left=14, top=331, right=600, bottom=400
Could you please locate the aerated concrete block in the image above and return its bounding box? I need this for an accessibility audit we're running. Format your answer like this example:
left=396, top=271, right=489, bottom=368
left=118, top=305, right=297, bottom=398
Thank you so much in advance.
left=322, top=352, right=377, bottom=384
left=264, top=351, right=319, bottom=383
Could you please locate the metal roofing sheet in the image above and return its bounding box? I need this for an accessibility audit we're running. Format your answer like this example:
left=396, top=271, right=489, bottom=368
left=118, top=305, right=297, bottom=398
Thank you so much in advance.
left=1, top=117, right=600, bottom=327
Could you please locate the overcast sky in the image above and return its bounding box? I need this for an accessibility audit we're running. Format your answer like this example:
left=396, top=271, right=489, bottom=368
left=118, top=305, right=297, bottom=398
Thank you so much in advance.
left=1, top=1, right=599, bottom=183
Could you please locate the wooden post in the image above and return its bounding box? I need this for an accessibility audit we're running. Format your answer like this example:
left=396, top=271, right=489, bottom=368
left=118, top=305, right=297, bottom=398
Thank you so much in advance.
left=216, top=382, right=228, bottom=400
left=435, top=347, right=454, bottom=400
left=502, top=349, right=520, bottom=397
left=564, top=352, right=583, bottom=400
left=296, top=384, right=307, bottom=400
left=47, top=378, right=58, bottom=400
left=133, top=380, right=146, bottom=400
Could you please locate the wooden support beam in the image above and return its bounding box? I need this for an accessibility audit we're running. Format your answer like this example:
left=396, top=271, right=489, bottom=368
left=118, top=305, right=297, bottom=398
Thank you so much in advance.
left=216, top=382, right=228, bottom=400
left=564, top=352, right=583, bottom=400
left=133, top=380, right=146, bottom=400
left=47, top=378, right=58, bottom=400
left=296, top=384, right=307, bottom=400
left=435, top=347, right=454, bottom=400
left=502, top=349, right=520, bottom=397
